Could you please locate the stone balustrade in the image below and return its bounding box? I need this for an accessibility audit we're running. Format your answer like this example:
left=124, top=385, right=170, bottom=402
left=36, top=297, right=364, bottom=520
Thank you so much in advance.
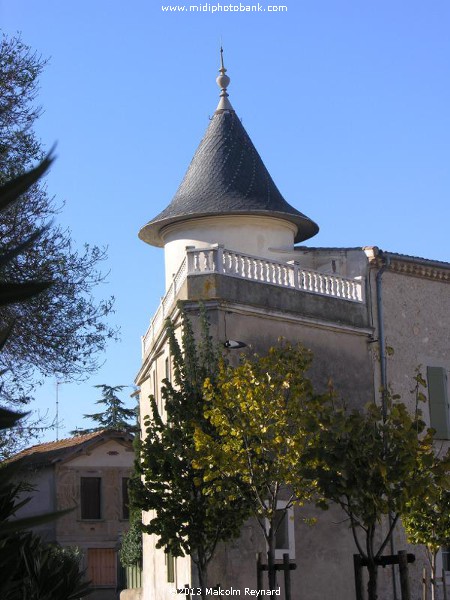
left=142, top=246, right=364, bottom=356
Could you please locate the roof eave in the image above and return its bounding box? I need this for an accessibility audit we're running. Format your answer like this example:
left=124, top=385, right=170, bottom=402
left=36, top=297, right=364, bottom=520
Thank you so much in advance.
left=139, top=212, right=319, bottom=247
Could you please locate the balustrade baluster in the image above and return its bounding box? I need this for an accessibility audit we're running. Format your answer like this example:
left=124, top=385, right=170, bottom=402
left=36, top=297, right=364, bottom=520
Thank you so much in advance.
left=318, top=274, right=324, bottom=294
left=231, top=253, right=237, bottom=275
left=224, top=251, right=230, bottom=273
left=251, top=258, right=257, bottom=280
left=256, top=259, right=261, bottom=281
left=216, top=245, right=224, bottom=274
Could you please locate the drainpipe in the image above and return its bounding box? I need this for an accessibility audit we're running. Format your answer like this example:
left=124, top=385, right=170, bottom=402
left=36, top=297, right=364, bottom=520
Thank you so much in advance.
left=376, top=253, right=390, bottom=421
left=375, top=253, right=398, bottom=600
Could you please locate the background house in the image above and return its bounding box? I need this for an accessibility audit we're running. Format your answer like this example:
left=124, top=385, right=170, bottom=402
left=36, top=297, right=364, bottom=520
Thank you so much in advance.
left=9, top=429, right=134, bottom=600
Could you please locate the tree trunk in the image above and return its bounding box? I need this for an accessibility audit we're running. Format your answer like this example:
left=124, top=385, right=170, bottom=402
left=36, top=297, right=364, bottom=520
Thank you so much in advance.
left=267, top=533, right=277, bottom=592
left=431, top=550, right=437, bottom=600
left=196, top=560, right=208, bottom=600
left=367, top=560, right=379, bottom=600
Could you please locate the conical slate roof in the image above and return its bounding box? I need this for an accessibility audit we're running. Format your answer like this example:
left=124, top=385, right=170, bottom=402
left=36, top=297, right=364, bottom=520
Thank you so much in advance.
left=139, top=56, right=319, bottom=247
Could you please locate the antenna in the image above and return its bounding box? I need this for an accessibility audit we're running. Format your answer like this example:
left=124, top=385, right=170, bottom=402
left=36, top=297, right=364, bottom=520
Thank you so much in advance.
left=55, top=381, right=69, bottom=441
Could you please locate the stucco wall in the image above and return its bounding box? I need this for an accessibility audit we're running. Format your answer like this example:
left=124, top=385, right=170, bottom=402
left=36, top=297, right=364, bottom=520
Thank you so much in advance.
left=14, top=466, right=57, bottom=542
left=162, top=215, right=297, bottom=289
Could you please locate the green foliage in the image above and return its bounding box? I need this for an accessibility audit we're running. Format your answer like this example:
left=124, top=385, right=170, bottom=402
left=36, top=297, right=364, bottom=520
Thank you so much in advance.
left=303, top=371, right=450, bottom=600
left=194, top=339, right=331, bottom=590
left=1, top=534, right=91, bottom=600
left=404, top=489, right=450, bottom=556
left=402, top=371, right=450, bottom=597
left=0, top=156, right=87, bottom=599
left=120, top=433, right=143, bottom=567
left=119, top=509, right=143, bottom=567
left=0, top=409, right=82, bottom=599
left=0, top=32, right=117, bottom=411
left=72, top=384, right=137, bottom=435
left=132, top=307, right=250, bottom=593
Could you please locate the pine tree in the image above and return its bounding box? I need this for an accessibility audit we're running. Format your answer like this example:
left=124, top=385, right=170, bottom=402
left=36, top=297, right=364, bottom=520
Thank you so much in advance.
left=72, top=385, right=136, bottom=435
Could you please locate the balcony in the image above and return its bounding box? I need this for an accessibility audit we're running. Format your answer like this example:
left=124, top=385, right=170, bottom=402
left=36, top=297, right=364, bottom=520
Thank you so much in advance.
left=142, top=245, right=365, bottom=357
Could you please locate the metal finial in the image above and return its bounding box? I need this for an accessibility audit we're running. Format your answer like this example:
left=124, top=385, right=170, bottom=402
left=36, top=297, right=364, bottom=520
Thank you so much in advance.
left=220, top=46, right=226, bottom=73
left=216, top=46, right=233, bottom=112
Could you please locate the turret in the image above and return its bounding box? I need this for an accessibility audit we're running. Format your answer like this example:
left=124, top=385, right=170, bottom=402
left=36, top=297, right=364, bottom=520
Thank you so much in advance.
left=139, top=50, right=319, bottom=289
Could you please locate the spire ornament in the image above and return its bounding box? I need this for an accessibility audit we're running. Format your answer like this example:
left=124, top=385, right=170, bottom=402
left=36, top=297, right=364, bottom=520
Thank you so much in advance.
left=215, top=47, right=234, bottom=112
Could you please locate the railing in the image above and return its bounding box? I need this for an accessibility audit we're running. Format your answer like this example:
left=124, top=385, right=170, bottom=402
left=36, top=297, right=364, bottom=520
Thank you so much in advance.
left=142, top=245, right=365, bottom=356
left=140, top=257, right=187, bottom=357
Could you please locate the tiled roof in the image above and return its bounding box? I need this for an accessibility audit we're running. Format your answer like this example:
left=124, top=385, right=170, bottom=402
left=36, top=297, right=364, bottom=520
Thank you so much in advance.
left=139, top=110, right=319, bottom=247
left=6, top=430, right=133, bottom=467
left=381, top=250, right=450, bottom=268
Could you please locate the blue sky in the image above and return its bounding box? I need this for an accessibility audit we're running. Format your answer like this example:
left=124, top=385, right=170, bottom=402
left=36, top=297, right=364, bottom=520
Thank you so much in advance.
left=1, top=0, right=449, bottom=442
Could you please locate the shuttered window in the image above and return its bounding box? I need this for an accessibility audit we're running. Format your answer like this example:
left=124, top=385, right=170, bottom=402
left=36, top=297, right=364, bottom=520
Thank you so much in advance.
left=427, top=367, right=450, bottom=439
left=87, top=548, right=116, bottom=586
left=80, top=477, right=101, bottom=520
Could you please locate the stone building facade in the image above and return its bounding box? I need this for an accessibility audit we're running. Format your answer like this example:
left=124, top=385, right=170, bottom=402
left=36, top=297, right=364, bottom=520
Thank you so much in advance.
left=136, top=53, right=450, bottom=600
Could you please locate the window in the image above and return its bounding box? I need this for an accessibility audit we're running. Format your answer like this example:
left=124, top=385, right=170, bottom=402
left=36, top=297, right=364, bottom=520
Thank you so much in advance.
left=442, top=547, right=450, bottom=572
left=274, top=509, right=289, bottom=551
left=427, top=367, right=450, bottom=439
left=80, top=477, right=101, bottom=520
left=87, top=548, right=116, bottom=587
left=265, top=501, right=295, bottom=560
left=122, top=477, right=130, bottom=520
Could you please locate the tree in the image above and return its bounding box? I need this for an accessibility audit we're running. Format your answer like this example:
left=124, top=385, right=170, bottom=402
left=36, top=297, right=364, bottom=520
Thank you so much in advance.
left=402, top=373, right=450, bottom=600
left=71, top=384, right=136, bottom=435
left=304, top=374, right=450, bottom=600
left=132, top=308, right=250, bottom=598
left=0, top=32, right=117, bottom=408
left=0, top=155, right=84, bottom=598
left=120, top=436, right=143, bottom=568
left=194, top=340, right=330, bottom=592
left=404, top=486, right=450, bottom=600
left=0, top=136, right=89, bottom=599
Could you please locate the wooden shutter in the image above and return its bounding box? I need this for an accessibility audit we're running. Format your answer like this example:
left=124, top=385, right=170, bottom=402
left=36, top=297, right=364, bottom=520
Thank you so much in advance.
left=427, top=367, right=450, bottom=439
left=81, top=477, right=101, bottom=519
left=87, top=548, right=116, bottom=586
